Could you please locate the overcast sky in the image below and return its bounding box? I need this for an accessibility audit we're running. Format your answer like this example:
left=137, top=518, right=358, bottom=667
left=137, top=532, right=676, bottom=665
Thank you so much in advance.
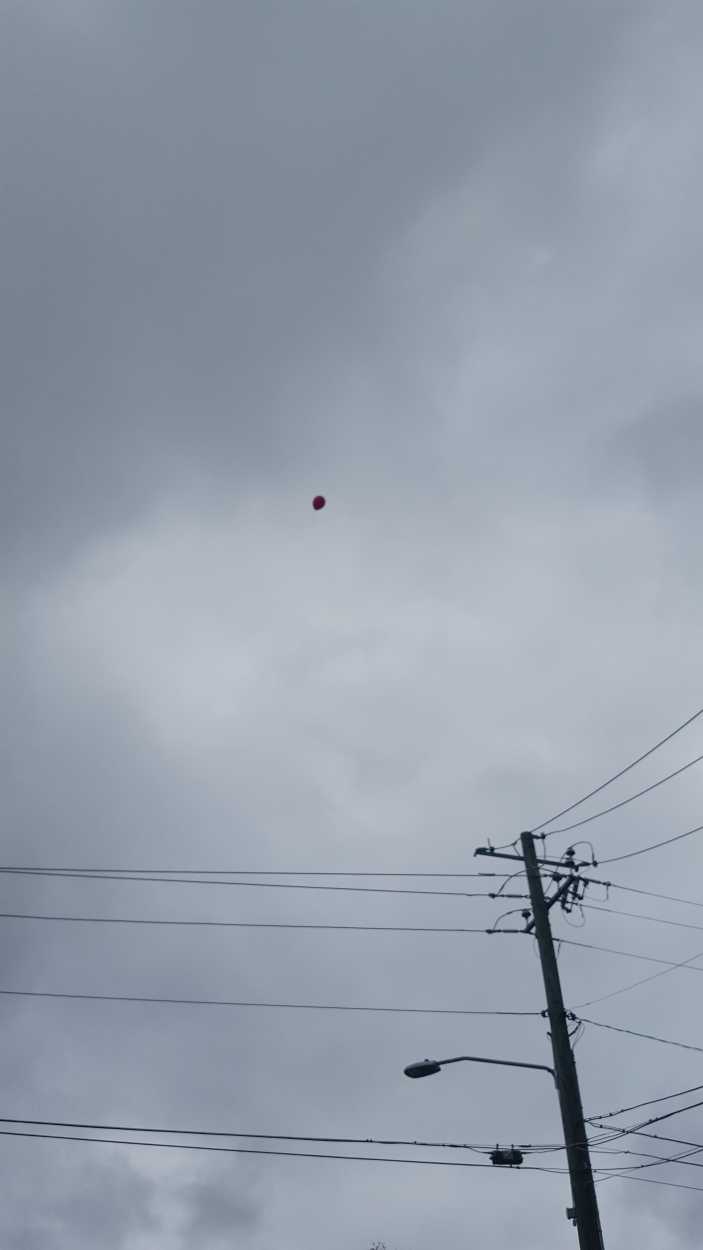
left=2, top=1, right=703, bottom=1246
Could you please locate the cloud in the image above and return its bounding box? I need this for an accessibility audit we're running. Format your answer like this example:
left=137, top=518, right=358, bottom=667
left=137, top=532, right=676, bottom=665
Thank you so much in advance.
left=180, top=1170, right=260, bottom=1244
left=0, top=1148, right=156, bottom=1249
left=3, top=2, right=703, bottom=1248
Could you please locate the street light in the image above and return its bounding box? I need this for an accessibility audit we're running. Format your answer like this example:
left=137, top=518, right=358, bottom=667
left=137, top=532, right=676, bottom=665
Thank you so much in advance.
left=404, top=1054, right=556, bottom=1085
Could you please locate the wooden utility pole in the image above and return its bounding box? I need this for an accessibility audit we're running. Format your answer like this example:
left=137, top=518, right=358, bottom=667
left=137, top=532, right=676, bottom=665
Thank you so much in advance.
left=520, top=831, right=605, bottom=1250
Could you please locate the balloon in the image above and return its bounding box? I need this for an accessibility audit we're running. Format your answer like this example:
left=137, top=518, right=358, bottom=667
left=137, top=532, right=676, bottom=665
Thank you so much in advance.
left=312, top=495, right=326, bottom=510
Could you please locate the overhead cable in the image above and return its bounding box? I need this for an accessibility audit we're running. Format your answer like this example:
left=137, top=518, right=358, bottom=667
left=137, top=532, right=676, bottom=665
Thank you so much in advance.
left=570, top=946, right=703, bottom=1010
left=587, top=1082, right=703, bottom=1124
left=1, top=1127, right=699, bottom=1192
left=604, top=881, right=703, bottom=910
left=574, top=1016, right=703, bottom=1055
left=583, top=901, right=703, bottom=936
left=528, top=703, right=703, bottom=834
left=597, top=822, right=703, bottom=865
left=0, top=1127, right=567, bottom=1171
left=0, top=1116, right=490, bottom=1152
left=542, top=753, right=703, bottom=838
left=0, top=870, right=511, bottom=900
left=0, top=912, right=524, bottom=935
left=0, top=867, right=499, bottom=879
left=0, top=987, right=539, bottom=1017
left=556, top=936, right=703, bottom=973
left=0, top=1116, right=651, bottom=1158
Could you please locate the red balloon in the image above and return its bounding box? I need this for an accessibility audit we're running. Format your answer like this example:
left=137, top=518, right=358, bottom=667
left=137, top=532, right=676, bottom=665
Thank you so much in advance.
left=312, top=495, right=326, bottom=510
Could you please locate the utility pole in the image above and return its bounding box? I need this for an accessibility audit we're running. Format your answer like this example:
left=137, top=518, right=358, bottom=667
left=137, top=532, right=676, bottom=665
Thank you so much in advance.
left=520, top=831, right=605, bottom=1250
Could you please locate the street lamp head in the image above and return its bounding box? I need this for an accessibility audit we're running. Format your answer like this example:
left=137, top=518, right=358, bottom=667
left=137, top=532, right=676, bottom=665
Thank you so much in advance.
left=404, top=1059, right=442, bottom=1079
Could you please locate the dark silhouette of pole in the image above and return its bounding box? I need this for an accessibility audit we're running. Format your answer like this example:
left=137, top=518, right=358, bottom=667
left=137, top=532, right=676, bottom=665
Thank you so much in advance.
left=520, top=831, right=605, bottom=1250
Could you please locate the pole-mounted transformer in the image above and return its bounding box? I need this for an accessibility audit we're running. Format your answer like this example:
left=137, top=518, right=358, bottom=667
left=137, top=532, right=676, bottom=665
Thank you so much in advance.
left=490, top=1147, right=524, bottom=1167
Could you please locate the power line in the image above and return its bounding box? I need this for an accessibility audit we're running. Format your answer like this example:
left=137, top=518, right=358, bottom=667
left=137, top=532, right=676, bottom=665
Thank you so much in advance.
left=633, top=1128, right=703, bottom=1156
left=594, top=1170, right=703, bottom=1193
left=0, top=912, right=524, bottom=935
left=1, top=1126, right=698, bottom=1192
left=593, top=1094, right=703, bottom=1137
left=589, top=1145, right=703, bottom=1175
left=0, top=869, right=513, bottom=900
left=543, top=752, right=703, bottom=838
left=585, top=1100, right=703, bottom=1184
left=0, top=1116, right=489, bottom=1152
left=597, top=822, right=703, bottom=865
left=630, top=1108, right=703, bottom=1144
left=605, top=881, right=703, bottom=910
left=583, top=901, right=703, bottom=936
left=528, top=703, right=703, bottom=834
left=556, top=936, right=703, bottom=973
left=0, top=987, right=540, bottom=1017
left=587, top=1082, right=703, bottom=1124
left=574, top=1015, right=703, bottom=1055
left=575, top=875, right=703, bottom=915
left=570, top=946, right=703, bottom=1010
left=0, top=867, right=499, bottom=879
left=0, top=1115, right=655, bottom=1158
left=0, top=1127, right=568, bottom=1172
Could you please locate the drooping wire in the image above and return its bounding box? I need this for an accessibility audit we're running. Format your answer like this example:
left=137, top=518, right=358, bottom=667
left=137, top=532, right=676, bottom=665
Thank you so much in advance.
left=0, top=912, right=526, bottom=936
left=0, top=867, right=503, bottom=879
left=1, top=1127, right=700, bottom=1191
left=0, top=1115, right=652, bottom=1158
left=582, top=901, right=703, bottom=936
left=0, top=1127, right=573, bottom=1173
left=588, top=1145, right=703, bottom=1174
left=0, top=869, right=511, bottom=900
left=527, top=703, right=703, bottom=834
left=0, top=987, right=540, bottom=1017
left=587, top=1081, right=703, bottom=1124
left=542, top=753, right=703, bottom=838
left=554, top=936, right=703, bottom=973
left=597, top=822, right=703, bottom=865
left=579, top=875, right=703, bottom=912
left=0, top=1116, right=490, bottom=1153
left=573, top=1016, right=703, bottom=1055
left=569, top=945, right=703, bottom=1010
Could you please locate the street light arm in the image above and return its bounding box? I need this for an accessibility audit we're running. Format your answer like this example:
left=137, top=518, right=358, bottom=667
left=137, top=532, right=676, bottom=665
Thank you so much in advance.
left=438, top=1055, right=556, bottom=1085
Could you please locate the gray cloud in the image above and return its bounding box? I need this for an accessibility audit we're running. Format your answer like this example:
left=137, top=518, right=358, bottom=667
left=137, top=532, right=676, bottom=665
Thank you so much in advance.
left=606, top=396, right=703, bottom=503
left=1, top=0, right=641, bottom=577
left=3, top=1, right=703, bottom=1248
left=181, top=1171, right=260, bottom=1244
left=0, top=1148, right=156, bottom=1249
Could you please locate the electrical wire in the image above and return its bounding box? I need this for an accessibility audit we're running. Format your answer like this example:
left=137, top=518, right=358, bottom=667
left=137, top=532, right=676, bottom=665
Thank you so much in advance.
left=570, top=946, right=703, bottom=1010
left=592, top=1095, right=703, bottom=1137
left=0, top=987, right=540, bottom=1016
left=585, top=1099, right=703, bottom=1184
left=527, top=702, right=703, bottom=834
left=0, top=1116, right=657, bottom=1159
left=542, top=752, right=703, bottom=838
left=587, top=1082, right=703, bottom=1124
left=634, top=1129, right=703, bottom=1155
left=2, top=1126, right=700, bottom=1192
left=555, top=936, right=703, bottom=973
left=0, top=1127, right=569, bottom=1172
left=0, top=912, right=525, bottom=935
left=597, top=822, right=703, bottom=865
left=588, top=1145, right=703, bottom=1174
left=574, top=1015, right=703, bottom=1055
left=488, top=907, right=528, bottom=933
left=0, top=867, right=500, bottom=879
left=583, top=901, right=703, bottom=936
left=606, top=881, right=703, bottom=910
left=594, top=1170, right=703, bottom=1193
left=0, top=870, right=512, bottom=900
left=0, top=1117, right=490, bottom=1153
